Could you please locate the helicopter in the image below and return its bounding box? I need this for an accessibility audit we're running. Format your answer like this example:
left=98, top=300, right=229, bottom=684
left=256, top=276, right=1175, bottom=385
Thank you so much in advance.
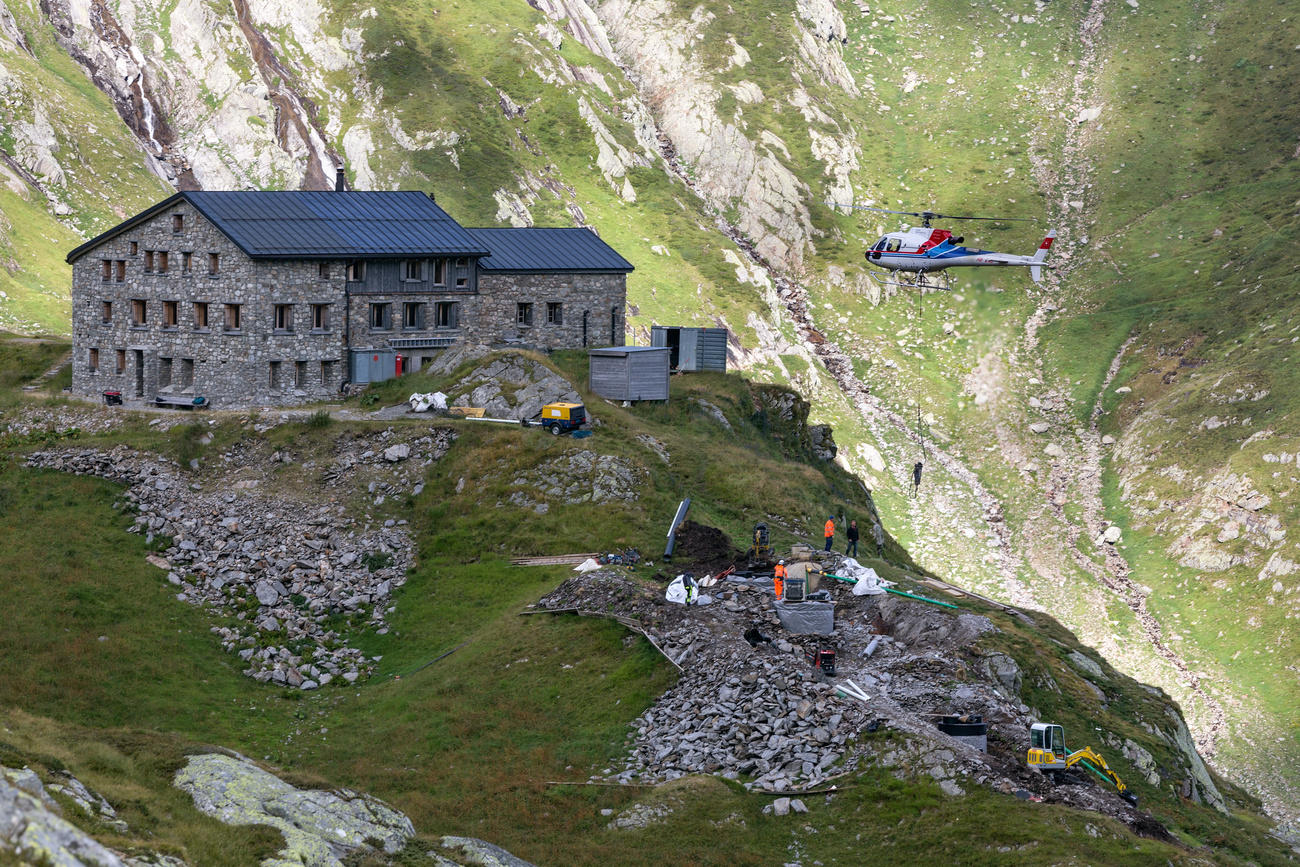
left=832, top=205, right=1056, bottom=291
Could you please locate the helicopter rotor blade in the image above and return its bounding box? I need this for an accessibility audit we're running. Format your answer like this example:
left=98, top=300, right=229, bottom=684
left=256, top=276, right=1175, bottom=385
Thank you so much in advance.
left=825, top=202, right=1038, bottom=223
left=925, top=212, right=1038, bottom=223
left=824, top=202, right=924, bottom=217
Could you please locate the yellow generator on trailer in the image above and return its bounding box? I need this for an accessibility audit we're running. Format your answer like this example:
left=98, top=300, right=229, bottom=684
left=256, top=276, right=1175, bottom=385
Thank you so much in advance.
left=535, top=402, right=586, bottom=435
left=1028, top=723, right=1139, bottom=807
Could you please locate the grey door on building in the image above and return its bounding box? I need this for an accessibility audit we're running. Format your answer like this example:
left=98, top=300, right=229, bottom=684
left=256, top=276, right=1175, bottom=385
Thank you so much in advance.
left=350, top=350, right=396, bottom=384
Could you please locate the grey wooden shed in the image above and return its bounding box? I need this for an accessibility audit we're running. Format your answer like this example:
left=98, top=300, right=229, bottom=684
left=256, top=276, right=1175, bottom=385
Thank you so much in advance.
left=589, top=346, right=670, bottom=401
left=650, top=326, right=728, bottom=372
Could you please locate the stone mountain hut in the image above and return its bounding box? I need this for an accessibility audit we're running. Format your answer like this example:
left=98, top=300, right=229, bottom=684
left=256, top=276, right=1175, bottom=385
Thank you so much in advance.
left=67, top=186, right=633, bottom=408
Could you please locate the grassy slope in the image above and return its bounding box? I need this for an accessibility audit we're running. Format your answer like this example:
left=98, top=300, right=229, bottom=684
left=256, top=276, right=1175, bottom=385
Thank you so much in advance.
left=0, top=2, right=171, bottom=334
left=0, top=339, right=1290, bottom=865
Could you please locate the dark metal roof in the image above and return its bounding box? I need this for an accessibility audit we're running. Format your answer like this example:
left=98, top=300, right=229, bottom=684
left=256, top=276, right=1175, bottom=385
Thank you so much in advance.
left=589, top=346, right=668, bottom=355
left=68, top=191, right=489, bottom=263
left=469, top=228, right=634, bottom=273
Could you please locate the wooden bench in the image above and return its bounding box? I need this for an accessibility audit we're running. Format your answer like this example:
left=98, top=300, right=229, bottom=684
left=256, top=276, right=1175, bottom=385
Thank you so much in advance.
left=154, top=394, right=208, bottom=410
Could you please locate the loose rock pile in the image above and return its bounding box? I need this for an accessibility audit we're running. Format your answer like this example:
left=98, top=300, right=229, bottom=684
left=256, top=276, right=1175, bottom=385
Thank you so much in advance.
left=535, top=566, right=1171, bottom=831
left=26, top=431, right=453, bottom=687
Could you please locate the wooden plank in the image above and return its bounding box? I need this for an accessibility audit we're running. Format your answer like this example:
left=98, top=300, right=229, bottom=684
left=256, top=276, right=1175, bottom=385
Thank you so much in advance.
left=922, top=578, right=966, bottom=597
left=510, top=553, right=601, bottom=566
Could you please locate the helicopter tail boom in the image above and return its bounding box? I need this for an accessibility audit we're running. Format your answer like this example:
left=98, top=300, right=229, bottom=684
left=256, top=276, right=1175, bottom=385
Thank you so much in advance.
left=1029, top=231, right=1056, bottom=283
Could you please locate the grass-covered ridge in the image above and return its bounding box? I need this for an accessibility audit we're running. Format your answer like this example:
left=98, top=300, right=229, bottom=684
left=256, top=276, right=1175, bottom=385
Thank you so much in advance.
left=0, top=341, right=1292, bottom=864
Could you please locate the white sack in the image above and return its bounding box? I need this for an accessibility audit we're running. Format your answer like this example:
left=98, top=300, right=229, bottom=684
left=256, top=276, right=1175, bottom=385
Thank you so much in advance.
left=851, top=566, right=892, bottom=596
left=574, top=558, right=602, bottom=573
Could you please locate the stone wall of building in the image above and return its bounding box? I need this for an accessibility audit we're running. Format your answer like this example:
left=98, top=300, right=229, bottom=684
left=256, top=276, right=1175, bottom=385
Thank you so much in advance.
left=72, top=200, right=349, bottom=408
left=476, top=272, right=626, bottom=350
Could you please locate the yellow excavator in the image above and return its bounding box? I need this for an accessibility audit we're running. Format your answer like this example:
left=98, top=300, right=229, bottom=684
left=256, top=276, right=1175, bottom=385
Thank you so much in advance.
left=1028, top=723, right=1139, bottom=808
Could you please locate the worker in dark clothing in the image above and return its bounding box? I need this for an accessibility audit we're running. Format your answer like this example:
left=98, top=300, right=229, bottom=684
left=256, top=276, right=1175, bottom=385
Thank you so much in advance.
left=845, top=520, right=859, bottom=558
left=823, top=516, right=835, bottom=552
left=912, top=461, right=923, bottom=496
left=873, top=520, right=885, bottom=557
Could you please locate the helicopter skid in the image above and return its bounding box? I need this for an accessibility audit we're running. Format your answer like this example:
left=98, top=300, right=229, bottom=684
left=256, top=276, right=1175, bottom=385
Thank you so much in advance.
left=867, top=270, right=951, bottom=291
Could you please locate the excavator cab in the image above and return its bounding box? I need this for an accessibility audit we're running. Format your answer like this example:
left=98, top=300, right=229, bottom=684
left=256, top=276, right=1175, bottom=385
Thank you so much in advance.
left=1028, top=723, right=1067, bottom=768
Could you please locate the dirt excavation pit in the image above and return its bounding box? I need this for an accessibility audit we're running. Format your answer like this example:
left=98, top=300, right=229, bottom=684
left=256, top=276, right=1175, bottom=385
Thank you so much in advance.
left=667, top=521, right=745, bottom=576
left=533, top=559, right=1172, bottom=838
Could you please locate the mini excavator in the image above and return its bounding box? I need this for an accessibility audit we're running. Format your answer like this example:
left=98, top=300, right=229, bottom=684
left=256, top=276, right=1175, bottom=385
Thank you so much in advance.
left=746, top=522, right=773, bottom=568
left=1027, top=723, right=1139, bottom=808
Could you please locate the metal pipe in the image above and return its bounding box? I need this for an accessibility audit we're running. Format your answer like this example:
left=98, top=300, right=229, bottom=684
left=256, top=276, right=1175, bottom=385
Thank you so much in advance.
left=883, top=587, right=960, bottom=609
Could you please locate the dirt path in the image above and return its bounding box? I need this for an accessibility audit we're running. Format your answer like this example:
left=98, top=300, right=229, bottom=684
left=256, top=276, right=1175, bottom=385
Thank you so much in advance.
left=1020, top=0, right=1227, bottom=756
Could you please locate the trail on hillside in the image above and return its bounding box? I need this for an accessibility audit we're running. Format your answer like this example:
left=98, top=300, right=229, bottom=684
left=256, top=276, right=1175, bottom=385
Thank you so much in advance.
left=1023, top=0, right=1227, bottom=755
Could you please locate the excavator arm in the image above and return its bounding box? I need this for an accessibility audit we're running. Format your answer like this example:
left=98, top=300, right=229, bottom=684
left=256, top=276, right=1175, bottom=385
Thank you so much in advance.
left=1066, top=747, right=1139, bottom=807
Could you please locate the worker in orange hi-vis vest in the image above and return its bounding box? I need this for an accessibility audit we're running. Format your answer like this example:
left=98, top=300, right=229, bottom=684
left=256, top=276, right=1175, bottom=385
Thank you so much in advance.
left=823, top=515, right=835, bottom=552
left=774, top=560, right=787, bottom=600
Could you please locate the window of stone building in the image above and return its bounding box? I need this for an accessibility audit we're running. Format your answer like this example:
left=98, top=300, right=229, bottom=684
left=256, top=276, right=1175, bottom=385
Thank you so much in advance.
left=115, top=260, right=126, bottom=282
left=516, top=302, right=533, bottom=327
left=101, top=260, right=112, bottom=281
left=312, top=304, right=330, bottom=331
left=318, top=263, right=330, bottom=279
left=208, top=253, right=220, bottom=275
left=115, top=349, right=126, bottom=374
left=131, top=299, right=147, bottom=327
left=223, top=303, right=242, bottom=332
left=432, top=260, right=446, bottom=285
left=182, top=252, right=192, bottom=274
left=143, top=250, right=154, bottom=272
left=454, top=258, right=469, bottom=288
left=402, top=302, right=424, bottom=329
left=162, top=300, right=178, bottom=329
left=269, top=360, right=283, bottom=389
left=101, top=300, right=112, bottom=323
left=403, top=260, right=424, bottom=281
left=88, top=348, right=98, bottom=372
left=172, top=214, right=184, bottom=233
left=179, top=358, right=194, bottom=389
left=320, top=359, right=335, bottom=384
left=193, top=302, right=209, bottom=331
left=129, top=241, right=138, bottom=256
left=610, top=305, right=620, bottom=344
left=295, top=360, right=308, bottom=388
left=157, top=251, right=169, bottom=273
left=547, top=302, right=563, bottom=325
left=274, top=304, right=294, bottom=333
left=346, top=260, right=366, bottom=281
left=158, top=357, right=173, bottom=388
left=369, top=302, right=391, bottom=330
left=435, top=301, right=458, bottom=328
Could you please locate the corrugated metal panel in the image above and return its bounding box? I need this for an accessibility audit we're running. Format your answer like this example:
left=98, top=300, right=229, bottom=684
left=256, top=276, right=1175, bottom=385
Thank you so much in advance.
left=182, top=192, right=491, bottom=258
left=696, top=328, right=728, bottom=372
left=646, top=327, right=728, bottom=372
left=470, top=228, right=634, bottom=272
left=589, top=354, right=629, bottom=401
left=627, top=347, right=670, bottom=400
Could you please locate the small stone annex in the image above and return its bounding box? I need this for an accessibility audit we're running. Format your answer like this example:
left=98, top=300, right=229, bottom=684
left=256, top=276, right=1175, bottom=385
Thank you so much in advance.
left=67, top=182, right=632, bottom=408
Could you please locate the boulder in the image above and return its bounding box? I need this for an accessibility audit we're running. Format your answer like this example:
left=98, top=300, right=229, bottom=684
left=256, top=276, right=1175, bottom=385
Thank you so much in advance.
left=174, top=753, right=415, bottom=865
left=1, top=769, right=125, bottom=867
left=439, top=835, right=537, bottom=866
